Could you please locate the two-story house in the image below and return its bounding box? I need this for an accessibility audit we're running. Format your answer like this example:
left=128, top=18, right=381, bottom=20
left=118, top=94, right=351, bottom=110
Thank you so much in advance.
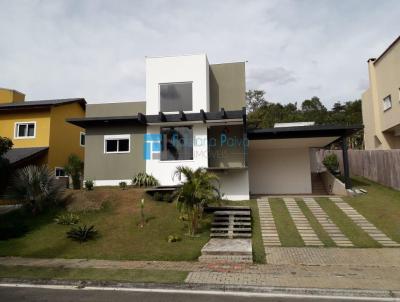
left=68, top=54, right=361, bottom=199
left=362, top=35, right=400, bottom=150
left=0, top=88, right=86, bottom=175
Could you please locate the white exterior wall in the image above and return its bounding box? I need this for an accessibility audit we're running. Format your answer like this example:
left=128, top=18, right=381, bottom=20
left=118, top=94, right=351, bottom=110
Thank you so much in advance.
left=145, top=124, right=208, bottom=185
left=145, top=54, right=210, bottom=114
left=249, top=148, right=312, bottom=195
left=216, top=170, right=250, bottom=201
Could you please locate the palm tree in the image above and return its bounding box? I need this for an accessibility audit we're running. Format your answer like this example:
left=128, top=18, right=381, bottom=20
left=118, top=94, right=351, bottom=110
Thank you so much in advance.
left=173, top=166, right=220, bottom=236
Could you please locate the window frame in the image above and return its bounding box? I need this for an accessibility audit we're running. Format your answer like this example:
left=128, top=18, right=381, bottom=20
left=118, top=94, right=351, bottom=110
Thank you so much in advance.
left=160, top=126, right=194, bottom=162
left=383, top=95, right=392, bottom=111
left=14, top=121, right=36, bottom=139
left=80, top=132, right=86, bottom=147
left=104, top=134, right=131, bottom=154
left=159, top=81, right=193, bottom=113
left=55, top=167, right=67, bottom=178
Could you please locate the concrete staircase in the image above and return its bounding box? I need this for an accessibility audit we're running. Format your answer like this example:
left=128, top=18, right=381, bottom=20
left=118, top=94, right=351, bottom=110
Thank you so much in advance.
left=199, top=206, right=253, bottom=263
left=210, top=206, right=252, bottom=239
left=199, top=238, right=253, bottom=263
left=312, top=173, right=328, bottom=195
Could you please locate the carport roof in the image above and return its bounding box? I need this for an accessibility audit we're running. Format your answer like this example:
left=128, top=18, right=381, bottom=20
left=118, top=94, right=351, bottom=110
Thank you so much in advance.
left=247, top=124, right=363, bottom=141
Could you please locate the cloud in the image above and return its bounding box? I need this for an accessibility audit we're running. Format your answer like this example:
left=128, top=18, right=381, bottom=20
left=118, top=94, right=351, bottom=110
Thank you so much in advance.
left=247, top=67, right=296, bottom=87
left=0, top=0, right=399, bottom=107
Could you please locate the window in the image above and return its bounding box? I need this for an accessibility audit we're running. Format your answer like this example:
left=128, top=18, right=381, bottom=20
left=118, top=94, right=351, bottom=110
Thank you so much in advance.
left=104, top=135, right=130, bottom=153
left=55, top=167, right=66, bottom=177
left=160, top=82, right=192, bottom=112
left=383, top=95, right=392, bottom=111
left=15, top=122, right=36, bottom=138
left=80, top=132, right=85, bottom=147
left=161, top=126, right=193, bottom=161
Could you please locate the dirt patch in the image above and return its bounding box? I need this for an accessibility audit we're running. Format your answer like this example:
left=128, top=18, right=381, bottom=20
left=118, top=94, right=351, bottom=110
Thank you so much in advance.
left=64, top=187, right=148, bottom=213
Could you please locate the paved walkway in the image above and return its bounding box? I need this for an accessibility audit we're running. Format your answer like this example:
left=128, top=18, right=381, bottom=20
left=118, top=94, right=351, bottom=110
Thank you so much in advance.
left=265, top=247, right=400, bottom=266
left=257, top=198, right=281, bottom=247
left=329, top=197, right=400, bottom=247
left=186, top=265, right=400, bottom=290
left=283, top=198, right=323, bottom=246
left=303, top=197, right=353, bottom=247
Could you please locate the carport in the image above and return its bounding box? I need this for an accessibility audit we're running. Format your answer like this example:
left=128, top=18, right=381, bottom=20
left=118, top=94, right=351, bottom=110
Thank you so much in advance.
left=247, top=125, right=363, bottom=195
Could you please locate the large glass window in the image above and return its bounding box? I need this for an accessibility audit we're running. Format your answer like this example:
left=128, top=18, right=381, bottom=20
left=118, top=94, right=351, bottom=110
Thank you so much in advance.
left=161, top=127, right=193, bottom=161
left=104, top=135, right=130, bottom=153
left=160, top=82, right=192, bottom=112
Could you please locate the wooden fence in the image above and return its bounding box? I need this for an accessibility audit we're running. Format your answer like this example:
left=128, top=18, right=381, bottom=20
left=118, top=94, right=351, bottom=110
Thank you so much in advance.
left=318, top=149, right=400, bottom=191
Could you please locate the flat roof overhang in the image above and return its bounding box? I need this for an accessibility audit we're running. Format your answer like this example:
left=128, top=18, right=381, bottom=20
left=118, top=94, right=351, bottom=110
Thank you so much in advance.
left=67, top=108, right=245, bottom=128
left=247, top=124, right=363, bottom=147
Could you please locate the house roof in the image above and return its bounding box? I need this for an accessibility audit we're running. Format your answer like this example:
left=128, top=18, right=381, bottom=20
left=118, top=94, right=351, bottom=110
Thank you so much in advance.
left=247, top=124, right=363, bottom=141
left=3, top=147, right=48, bottom=166
left=67, top=108, right=245, bottom=128
left=373, top=35, right=400, bottom=65
left=0, top=98, right=86, bottom=111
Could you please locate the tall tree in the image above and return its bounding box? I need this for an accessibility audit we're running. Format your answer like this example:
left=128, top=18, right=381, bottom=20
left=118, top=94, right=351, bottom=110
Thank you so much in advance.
left=246, top=90, right=267, bottom=113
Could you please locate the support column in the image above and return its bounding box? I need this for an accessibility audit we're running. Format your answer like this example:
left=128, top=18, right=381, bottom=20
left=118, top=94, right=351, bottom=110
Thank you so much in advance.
left=341, top=136, right=352, bottom=189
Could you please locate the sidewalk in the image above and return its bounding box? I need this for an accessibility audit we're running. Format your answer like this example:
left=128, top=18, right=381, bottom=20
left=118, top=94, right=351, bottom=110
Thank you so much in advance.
left=2, top=247, right=400, bottom=291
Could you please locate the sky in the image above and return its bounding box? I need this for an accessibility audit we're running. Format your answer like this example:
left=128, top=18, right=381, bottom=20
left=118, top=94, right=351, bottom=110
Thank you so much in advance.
left=0, top=0, right=399, bottom=109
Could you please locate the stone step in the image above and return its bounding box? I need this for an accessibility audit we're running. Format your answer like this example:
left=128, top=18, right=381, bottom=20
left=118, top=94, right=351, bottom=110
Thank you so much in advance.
left=212, top=222, right=251, bottom=226
left=211, top=227, right=252, bottom=232
left=198, top=254, right=253, bottom=263
left=211, top=233, right=251, bottom=238
left=214, top=211, right=251, bottom=216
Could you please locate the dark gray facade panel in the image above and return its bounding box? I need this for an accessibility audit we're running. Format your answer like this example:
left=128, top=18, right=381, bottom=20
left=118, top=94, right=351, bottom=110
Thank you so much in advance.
left=84, top=125, right=146, bottom=181
left=86, top=102, right=146, bottom=117
left=209, top=62, right=246, bottom=112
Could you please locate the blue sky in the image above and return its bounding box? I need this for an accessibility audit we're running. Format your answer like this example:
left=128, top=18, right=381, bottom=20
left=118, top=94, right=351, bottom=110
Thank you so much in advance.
left=0, top=0, right=399, bottom=108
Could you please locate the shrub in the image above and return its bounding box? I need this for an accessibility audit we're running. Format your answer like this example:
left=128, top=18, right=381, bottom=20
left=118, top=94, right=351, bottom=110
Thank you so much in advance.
left=119, top=181, right=127, bottom=189
left=66, top=225, right=98, bottom=243
left=323, top=153, right=340, bottom=174
left=10, top=165, right=64, bottom=214
left=64, top=154, right=83, bottom=190
left=54, top=213, right=80, bottom=225
left=174, top=166, right=220, bottom=236
left=84, top=180, right=94, bottom=191
left=0, top=136, right=13, bottom=194
left=167, top=235, right=181, bottom=243
left=132, top=172, right=159, bottom=187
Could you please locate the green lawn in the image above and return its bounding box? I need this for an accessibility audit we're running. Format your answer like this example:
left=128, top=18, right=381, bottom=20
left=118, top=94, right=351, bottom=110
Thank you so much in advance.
left=0, top=265, right=187, bottom=283
left=0, top=188, right=211, bottom=261
left=345, top=177, right=400, bottom=243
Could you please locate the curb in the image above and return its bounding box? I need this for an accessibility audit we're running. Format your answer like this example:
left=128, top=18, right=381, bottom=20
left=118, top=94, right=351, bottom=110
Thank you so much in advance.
left=0, top=278, right=399, bottom=299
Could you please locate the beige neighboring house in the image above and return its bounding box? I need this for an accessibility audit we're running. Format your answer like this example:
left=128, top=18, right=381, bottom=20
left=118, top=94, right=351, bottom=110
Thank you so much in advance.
left=362, top=36, right=400, bottom=150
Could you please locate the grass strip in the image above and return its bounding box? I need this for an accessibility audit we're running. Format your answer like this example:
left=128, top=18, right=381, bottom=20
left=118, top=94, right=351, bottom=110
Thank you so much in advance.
left=269, top=198, right=304, bottom=247
left=216, top=199, right=266, bottom=263
left=0, top=265, right=188, bottom=284
left=316, top=197, right=379, bottom=247
left=297, top=199, right=335, bottom=247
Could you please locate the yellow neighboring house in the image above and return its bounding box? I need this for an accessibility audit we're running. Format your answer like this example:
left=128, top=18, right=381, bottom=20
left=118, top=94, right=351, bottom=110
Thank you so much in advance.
left=0, top=88, right=86, bottom=176
left=362, top=35, right=400, bottom=149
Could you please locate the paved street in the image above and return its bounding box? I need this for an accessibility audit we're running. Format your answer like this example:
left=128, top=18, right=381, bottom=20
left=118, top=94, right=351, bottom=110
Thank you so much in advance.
left=0, top=285, right=397, bottom=302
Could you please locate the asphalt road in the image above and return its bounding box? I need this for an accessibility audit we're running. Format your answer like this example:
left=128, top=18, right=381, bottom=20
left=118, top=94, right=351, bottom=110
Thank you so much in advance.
left=0, top=286, right=395, bottom=302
